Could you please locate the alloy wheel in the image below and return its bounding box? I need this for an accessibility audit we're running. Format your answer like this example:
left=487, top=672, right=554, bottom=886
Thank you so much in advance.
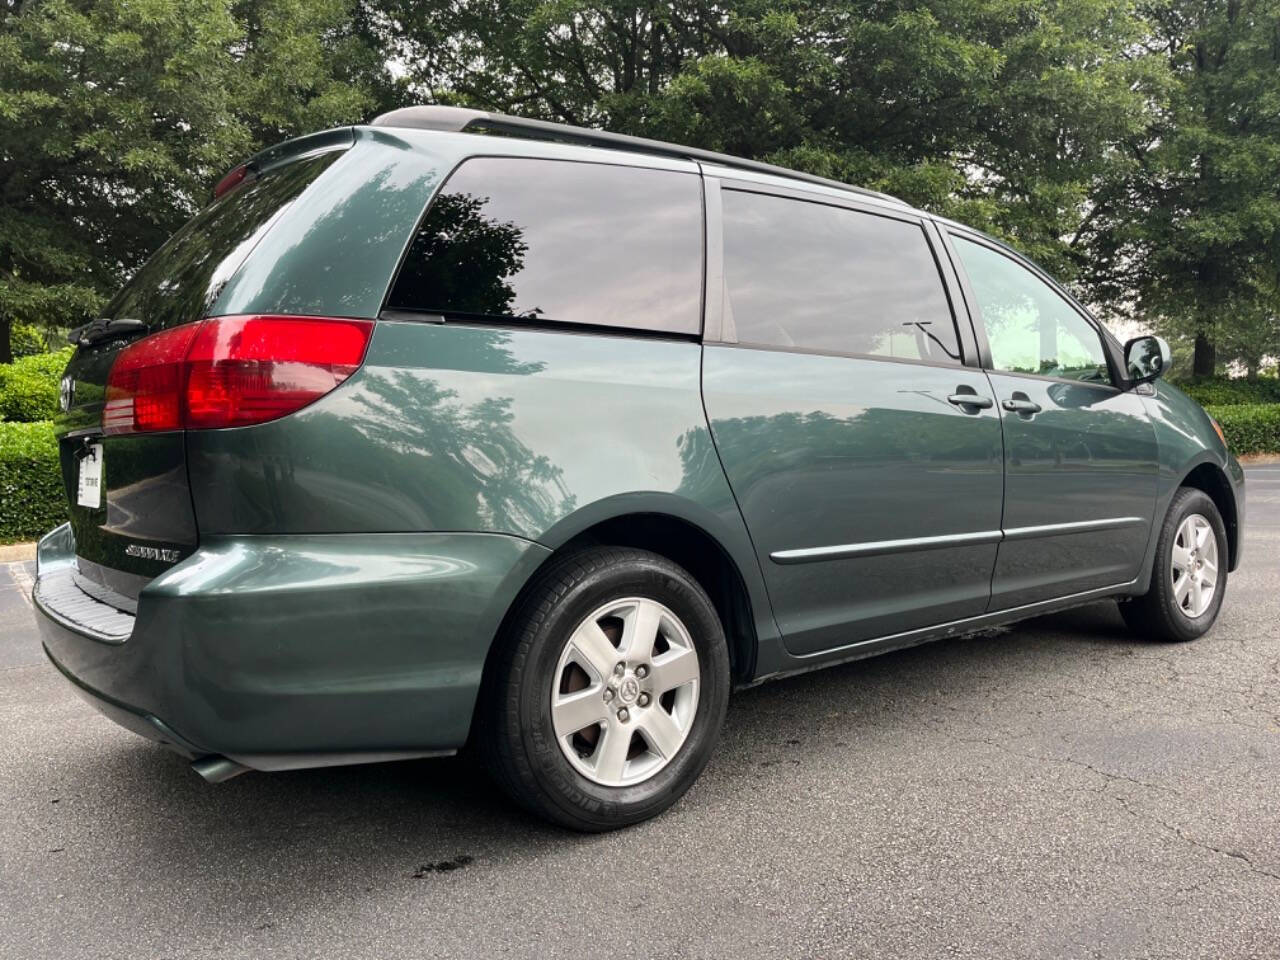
left=550, top=597, right=701, bottom=787
left=1171, top=513, right=1218, bottom=618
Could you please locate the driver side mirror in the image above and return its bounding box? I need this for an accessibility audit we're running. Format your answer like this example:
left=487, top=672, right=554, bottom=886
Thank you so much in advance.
left=1124, top=335, right=1171, bottom=386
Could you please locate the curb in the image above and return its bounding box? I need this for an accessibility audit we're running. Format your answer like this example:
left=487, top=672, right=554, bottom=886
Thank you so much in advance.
left=0, top=542, right=36, bottom=563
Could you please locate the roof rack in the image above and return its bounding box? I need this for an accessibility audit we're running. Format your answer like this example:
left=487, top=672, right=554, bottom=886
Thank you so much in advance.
left=369, top=105, right=907, bottom=207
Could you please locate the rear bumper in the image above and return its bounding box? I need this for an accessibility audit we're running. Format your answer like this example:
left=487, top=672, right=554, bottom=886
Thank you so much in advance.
left=42, top=641, right=207, bottom=758
left=34, top=523, right=549, bottom=768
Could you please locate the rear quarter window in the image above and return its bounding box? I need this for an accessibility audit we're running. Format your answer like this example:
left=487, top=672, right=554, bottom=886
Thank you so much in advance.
left=387, top=157, right=703, bottom=335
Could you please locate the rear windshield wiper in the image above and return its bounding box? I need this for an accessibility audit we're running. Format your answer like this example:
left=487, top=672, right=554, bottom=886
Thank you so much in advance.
left=68, top=317, right=147, bottom=347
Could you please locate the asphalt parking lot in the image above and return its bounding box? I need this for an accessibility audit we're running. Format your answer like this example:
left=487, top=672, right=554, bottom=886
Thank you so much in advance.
left=1, top=466, right=1277, bottom=960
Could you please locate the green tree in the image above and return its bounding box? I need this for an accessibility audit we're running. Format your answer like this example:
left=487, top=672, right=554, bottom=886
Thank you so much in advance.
left=7, top=0, right=1279, bottom=377
left=231, top=0, right=398, bottom=144
left=1217, top=295, right=1279, bottom=379
left=0, top=0, right=389, bottom=362
left=1083, top=0, right=1280, bottom=376
left=378, top=0, right=1157, bottom=281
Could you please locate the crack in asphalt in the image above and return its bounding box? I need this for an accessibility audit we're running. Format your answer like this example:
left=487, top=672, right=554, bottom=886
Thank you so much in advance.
left=943, top=731, right=1178, bottom=796
left=1113, top=795, right=1280, bottom=884
left=936, top=728, right=1280, bottom=886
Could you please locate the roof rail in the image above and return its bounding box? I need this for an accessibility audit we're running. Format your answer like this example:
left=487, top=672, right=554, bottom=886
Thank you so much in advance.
left=369, top=105, right=907, bottom=207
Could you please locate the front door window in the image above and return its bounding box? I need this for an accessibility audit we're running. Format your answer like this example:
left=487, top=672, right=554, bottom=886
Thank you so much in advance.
left=953, top=236, right=1110, bottom=384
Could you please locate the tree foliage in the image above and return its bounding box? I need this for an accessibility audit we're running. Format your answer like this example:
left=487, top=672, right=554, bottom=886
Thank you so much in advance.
left=3, top=0, right=1279, bottom=375
left=1082, top=0, right=1280, bottom=375
left=0, top=0, right=393, bottom=361
left=381, top=0, right=1159, bottom=278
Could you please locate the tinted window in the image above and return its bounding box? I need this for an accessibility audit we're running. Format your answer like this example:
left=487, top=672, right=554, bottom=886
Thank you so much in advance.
left=953, top=236, right=1110, bottom=384
left=104, top=151, right=342, bottom=331
left=721, top=190, right=960, bottom=362
left=388, top=158, right=702, bottom=334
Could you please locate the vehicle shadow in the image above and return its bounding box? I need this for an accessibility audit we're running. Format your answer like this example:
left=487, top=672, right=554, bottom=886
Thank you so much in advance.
left=39, top=599, right=1151, bottom=923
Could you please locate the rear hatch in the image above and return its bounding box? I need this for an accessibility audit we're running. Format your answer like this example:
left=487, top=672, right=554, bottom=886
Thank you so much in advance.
left=55, top=147, right=346, bottom=607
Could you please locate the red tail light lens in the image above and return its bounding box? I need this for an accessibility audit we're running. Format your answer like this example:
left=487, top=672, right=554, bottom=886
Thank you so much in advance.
left=103, top=325, right=201, bottom=434
left=185, top=316, right=372, bottom=429
left=102, top=315, right=372, bottom=435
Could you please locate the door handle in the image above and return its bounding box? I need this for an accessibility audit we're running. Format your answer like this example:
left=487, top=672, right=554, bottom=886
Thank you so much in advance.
left=947, top=393, right=994, bottom=410
left=1002, top=398, right=1042, bottom=414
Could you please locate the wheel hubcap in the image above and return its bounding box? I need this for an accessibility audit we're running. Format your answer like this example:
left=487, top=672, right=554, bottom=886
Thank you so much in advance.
left=550, top=597, right=700, bottom=787
left=1171, top=513, right=1218, bottom=618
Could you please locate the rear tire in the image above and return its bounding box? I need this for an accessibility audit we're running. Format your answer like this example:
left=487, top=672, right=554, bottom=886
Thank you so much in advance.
left=1120, top=487, right=1228, bottom=642
left=479, top=547, right=730, bottom=831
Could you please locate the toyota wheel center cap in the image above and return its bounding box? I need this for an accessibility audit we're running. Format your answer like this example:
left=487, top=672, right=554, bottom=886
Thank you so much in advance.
left=618, top=676, right=640, bottom=704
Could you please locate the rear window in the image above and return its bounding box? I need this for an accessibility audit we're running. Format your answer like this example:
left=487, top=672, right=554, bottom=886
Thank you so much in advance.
left=386, top=157, right=703, bottom=335
left=722, top=190, right=961, bottom=363
left=102, top=151, right=342, bottom=331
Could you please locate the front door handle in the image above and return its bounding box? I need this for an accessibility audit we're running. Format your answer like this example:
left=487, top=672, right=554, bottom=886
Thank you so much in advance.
left=1002, top=397, right=1042, bottom=414
left=947, top=393, right=994, bottom=410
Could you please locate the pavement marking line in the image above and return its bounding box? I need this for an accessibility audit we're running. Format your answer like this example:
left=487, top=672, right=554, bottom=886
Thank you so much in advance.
left=8, top=561, right=34, bottom=610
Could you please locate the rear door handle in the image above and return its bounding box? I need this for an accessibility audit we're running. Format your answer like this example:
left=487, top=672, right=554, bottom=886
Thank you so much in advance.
left=947, top=393, right=994, bottom=410
left=1002, top=398, right=1042, bottom=414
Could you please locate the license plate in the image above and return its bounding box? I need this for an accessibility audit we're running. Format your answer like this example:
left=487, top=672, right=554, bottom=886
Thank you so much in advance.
left=77, top=443, right=103, bottom=509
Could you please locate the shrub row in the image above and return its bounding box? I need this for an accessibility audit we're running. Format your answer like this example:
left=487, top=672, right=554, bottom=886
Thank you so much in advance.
left=1205, top=403, right=1280, bottom=456
left=0, top=348, right=74, bottom=422
left=1179, top=376, right=1280, bottom=407
left=0, top=421, right=66, bottom=542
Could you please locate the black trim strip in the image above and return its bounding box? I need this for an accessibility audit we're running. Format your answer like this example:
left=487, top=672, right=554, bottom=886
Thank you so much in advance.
left=379, top=310, right=703, bottom=344
left=787, top=579, right=1139, bottom=662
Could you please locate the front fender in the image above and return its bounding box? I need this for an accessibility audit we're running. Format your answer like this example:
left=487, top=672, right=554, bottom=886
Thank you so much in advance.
left=1134, top=381, right=1245, bottom=592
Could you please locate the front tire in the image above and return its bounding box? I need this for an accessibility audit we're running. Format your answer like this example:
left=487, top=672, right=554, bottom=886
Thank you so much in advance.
left=1120, top=487, right=1228, bottom=642
left=480, top=547, right=730, bottom=831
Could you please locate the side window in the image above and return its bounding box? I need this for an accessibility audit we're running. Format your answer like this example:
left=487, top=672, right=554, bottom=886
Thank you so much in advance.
left=721, top=190, right=961, bottom=363
left=386, top=157, right=703, bottom=334
left=953, top=236, right=1111, bottom=384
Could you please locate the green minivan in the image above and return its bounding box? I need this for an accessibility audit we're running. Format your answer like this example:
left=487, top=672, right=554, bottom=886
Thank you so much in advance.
left=34, top=106, right=1245, bottom=830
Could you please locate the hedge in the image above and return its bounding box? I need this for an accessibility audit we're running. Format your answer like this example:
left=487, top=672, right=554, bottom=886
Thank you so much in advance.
left=0, top=348, right=74, bottom=423
left=1179, top=376, right=1280, bottom=407
left=1205, top=403, right=1280, bottom=456
left=0, top=420, right=66, bottom=542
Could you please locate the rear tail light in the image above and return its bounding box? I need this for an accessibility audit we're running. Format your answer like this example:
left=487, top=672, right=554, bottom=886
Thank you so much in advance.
left=103, top=315, right=373, bottom=435
left=103, top=325, right=201, bottom=434
left=185, top=316, right=372, bottom=429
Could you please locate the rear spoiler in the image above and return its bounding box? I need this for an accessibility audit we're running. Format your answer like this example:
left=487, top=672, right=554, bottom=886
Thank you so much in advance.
left=210, top=127, right=356, bottom=200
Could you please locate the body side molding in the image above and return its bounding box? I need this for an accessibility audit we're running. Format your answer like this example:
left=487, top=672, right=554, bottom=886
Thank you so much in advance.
left=771, top=529, right=1003, bottom=564
left=1001, top=516, right=1145, bottom=541
left=770, top=516, right=1148, bottom=565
